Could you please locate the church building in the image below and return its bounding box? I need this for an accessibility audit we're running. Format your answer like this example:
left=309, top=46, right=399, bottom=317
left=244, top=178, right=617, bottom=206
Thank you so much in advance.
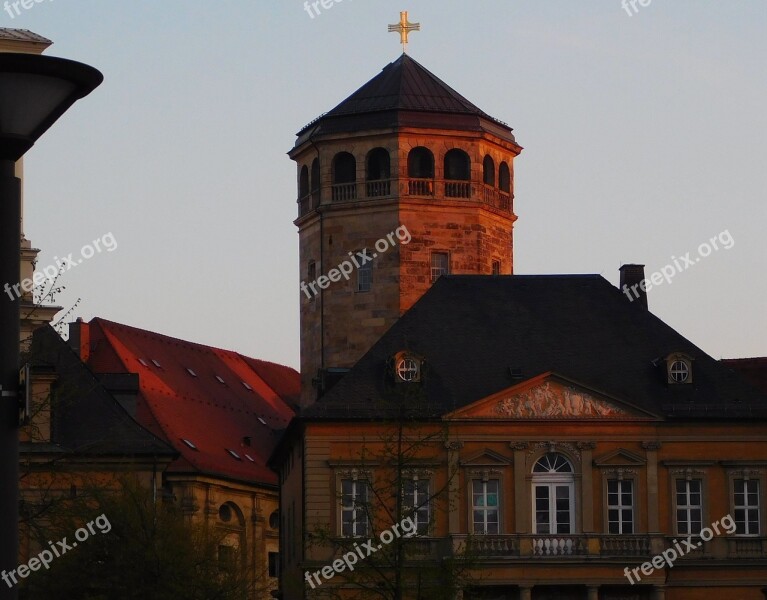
left=271, top=21, right=767, bottom=600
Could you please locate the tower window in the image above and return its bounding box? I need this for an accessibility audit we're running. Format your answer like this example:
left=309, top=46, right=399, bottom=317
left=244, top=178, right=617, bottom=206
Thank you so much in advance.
left=408, top=147, right=434, bottom=179
left=431, top=252, right=449, bottom=283
left=299, top=165, right=310, bottom=199
left=444, top=149, right=470, bottom=181
left=483, top=155, right=495, bottom=186
left=311, top=158, right=321, bottom=208
left=357, top=250, right=372, bottom=292
left=492, top=260, right=501, bottom=275
left=499, top=162, right=511, bottom=193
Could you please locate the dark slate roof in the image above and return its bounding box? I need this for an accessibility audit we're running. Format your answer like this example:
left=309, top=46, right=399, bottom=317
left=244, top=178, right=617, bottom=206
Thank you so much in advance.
left=25, top=325, right=175, bottom=457
left=85, top=318, right=298, bottom=486
left=722, top=358, right=767, bottom=395
left=302, top=276, right=767, bottom=421
left=294, top=55, right=517, bottom=146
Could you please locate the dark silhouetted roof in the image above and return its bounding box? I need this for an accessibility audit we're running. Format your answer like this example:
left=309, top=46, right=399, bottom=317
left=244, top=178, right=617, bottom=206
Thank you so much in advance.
left=303, top=276, right=767, bottom=421
left=25, top=326, right=175, bottom=458
left=85, top=318, right=298, bottom=486
left=722, top=357, right=767, bottom=395
left=294, top=55, right=517, bottom=146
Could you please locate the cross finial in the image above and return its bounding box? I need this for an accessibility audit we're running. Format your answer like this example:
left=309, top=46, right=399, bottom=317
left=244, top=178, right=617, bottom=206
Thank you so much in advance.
left=388, top=11, right=420, bottom=54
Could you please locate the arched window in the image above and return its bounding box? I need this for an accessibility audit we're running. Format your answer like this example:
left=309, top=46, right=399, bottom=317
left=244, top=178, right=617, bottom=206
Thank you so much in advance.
left=366, top=148, right=391, bottom=197
left=332, top=152, right=356, bottom=201
left=299, top=166, right=310, bottom=198
left=311, top=158, right=321, bottom=207
left=298, top=166, right=310, bottom=216
left=217, top=502, right=246, bottom=574
left=444, top=149, right=471, bottom=198
left=499, top=162, right=511, bottom=193
left=532, top=453, right=575, bottom=535
left=408, top=147, right=434, bottom=179
left=407, top=147, right=435, bottom=196
left=483, top=155, right=495, bottom=186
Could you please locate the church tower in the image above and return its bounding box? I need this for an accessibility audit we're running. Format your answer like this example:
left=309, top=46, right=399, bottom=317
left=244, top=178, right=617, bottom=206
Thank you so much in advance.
left=290, top=49, right=522, bottom=406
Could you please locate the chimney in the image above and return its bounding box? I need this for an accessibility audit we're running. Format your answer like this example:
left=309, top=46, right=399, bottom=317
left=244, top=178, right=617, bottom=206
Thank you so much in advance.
left=619, top=264, right=648, bottom=309
left=68, top=317, right=91, bottom=362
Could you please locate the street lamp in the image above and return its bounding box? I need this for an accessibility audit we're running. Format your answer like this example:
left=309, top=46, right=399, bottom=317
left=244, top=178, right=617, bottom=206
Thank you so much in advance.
left=0, top=53, right=102, bottom=600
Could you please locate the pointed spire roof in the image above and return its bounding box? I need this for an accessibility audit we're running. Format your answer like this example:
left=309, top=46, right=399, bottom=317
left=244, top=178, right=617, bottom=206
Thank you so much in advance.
left=295, top=55, right=516, bottom=146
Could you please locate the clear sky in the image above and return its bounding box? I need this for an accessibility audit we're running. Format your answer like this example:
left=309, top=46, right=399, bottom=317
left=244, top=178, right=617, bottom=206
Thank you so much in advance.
left=10, top=0, right=767, bottom=368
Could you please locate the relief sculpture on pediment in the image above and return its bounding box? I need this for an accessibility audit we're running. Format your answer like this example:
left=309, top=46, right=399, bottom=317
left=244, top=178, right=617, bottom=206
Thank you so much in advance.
left=494, top=382, right=627, bottom=418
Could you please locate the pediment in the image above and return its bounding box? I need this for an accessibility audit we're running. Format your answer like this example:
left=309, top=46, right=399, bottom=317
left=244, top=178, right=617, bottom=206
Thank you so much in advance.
left=447, top=373, right=656, bottom=421
left=460, top=449, right=511, bottom=467
left=594, top=448, right=647, bottom=467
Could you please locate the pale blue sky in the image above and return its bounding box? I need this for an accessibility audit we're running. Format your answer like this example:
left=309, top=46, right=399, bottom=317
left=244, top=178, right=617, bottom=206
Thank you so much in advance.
left=10, top=0, right=767, bottom=368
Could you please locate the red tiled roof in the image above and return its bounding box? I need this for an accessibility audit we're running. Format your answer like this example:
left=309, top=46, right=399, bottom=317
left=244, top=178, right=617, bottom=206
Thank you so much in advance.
left=83, top=318, right=297, bottom=486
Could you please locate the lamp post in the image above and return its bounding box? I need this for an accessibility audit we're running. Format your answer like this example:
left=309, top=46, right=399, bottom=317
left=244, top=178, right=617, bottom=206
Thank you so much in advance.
left=0, top=53, right=102, bottom=600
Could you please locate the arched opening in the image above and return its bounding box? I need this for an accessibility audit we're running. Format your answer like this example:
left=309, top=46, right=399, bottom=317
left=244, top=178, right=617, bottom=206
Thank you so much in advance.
left=407, top=147, right=434, bottom=195
left=444, top=149, right=471, bottom=198
left=483, top=155, right=495, bottom=186
left=532, top=453, right=575, bottom=536
left=311, top=158, right=321, bottom=208
left=299, top=165, right=310, bottom=216
left=366, top=148, right=391, bottom=197
left=332, top=152, right=357, bottom=201
left=217, top=501, right=246, bottom=576
left=499, top=162, right=511, bottom=210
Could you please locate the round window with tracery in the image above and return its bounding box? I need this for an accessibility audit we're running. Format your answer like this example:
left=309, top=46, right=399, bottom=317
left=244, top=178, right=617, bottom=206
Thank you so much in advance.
left=670, top=360, right=689, bottom=383
left=396, top=357, right=420, bottom=382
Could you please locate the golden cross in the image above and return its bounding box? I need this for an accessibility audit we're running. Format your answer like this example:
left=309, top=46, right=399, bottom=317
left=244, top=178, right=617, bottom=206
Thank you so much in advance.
left=388, top=11, right=420, bottom=54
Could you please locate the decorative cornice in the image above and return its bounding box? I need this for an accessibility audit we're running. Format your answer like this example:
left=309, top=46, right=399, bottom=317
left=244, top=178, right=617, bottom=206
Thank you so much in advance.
left=444, top=440, right=464, bottom=451
left=576, top=441, right=597, bottom=451
left=641, top=441, right=662, bottom=450
left=528, top=441, right=582, bottom=462
left=468, top=468, right=502, bottom=482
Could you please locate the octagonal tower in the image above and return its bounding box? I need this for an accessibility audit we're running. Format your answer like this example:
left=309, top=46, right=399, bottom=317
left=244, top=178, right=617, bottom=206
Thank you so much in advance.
left=290, top=54, right=522, bottom=406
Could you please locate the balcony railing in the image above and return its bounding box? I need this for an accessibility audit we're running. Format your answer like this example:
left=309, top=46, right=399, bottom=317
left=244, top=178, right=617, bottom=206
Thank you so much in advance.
left=332, top=182, right=357, bottom=202
left=366, top=179, right=392, bottom=197
left=445, top=181, right=471, bottom=198
left=407, top=178, right=434, bottom=196
left=454, top=534, right=652, bottom=559
left=727, top=537, right=767, bottom=558
left=532, top=536, right=588, bottom=556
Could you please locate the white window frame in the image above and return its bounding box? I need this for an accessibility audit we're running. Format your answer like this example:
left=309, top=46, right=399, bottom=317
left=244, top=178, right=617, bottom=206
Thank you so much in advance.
left=340, top=478, right=370, bottom=538
left=734, top=478, right=761, bottom=536
left=531, top=453, right=576, bottom=535
left=403, top=477, right=431, bottom=535
left=471, top=479, right=500, bottom=535
left=356, top=249, right=372, bottom=292
left=675, top=479, right=703, bottom=536
left=607, top=479, right=634, bottom=534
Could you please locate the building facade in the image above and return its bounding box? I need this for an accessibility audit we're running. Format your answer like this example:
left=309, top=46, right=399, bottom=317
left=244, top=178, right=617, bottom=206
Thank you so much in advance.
left=273, top=53, right=767, bottom=600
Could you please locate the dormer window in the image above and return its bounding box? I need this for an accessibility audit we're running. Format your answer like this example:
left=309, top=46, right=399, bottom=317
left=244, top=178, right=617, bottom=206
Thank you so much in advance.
left=665, top=353, right=694, bottom=385
left=392, top=351, right=422, bottom=383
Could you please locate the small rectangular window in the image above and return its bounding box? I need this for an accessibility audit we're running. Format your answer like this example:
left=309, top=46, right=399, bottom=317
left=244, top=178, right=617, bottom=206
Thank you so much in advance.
left=357, top=250, right=372, bottom=292
left=734, top=479, right=760, bottom=535
left=607, top=480, right=634, bottom=534
left=492, top=260, right=501, bottom=275
left=676, top=479, right=703, bottom=535
left=431, top=252, right=449, bottom=283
